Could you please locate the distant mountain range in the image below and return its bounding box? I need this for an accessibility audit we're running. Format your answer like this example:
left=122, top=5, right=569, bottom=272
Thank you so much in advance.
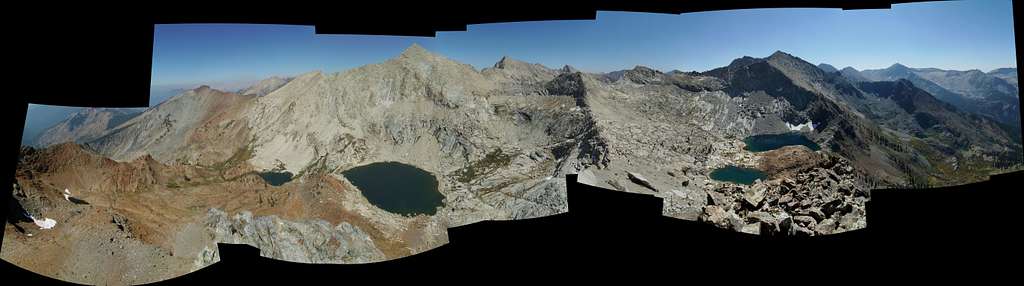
left=825, top=63, right=1019, bottom=129
left=988, top=67, right=1018, bottom=87
left=34, top=108, right=142, bottom=148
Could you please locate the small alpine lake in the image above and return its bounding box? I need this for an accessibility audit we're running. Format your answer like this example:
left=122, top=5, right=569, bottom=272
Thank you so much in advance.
left=258, top=171, right=294, bottom=186
left=342, top=161, right=444, bottom=216
left=709, top=165, right=766, bottom=185
left=743, top=133, right=821, bottom=152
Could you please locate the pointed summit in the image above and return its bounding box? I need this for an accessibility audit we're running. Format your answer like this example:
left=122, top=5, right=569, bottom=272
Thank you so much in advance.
left=560, top=65, right=579, bottom=74
left=622, top=65, right=664, bottom=84
left=493, top=55, right=533, bottom=70
left=195, top=85, right=213, bottom=93
left=398, top=43, right=435, bottom=60
left=818, top=63, right=838, bottom=73
left=724, top=56, right=761, bottom=70
left=768, top=50, right=795, bottom=60
left=494, top=56, right=514, bottom=69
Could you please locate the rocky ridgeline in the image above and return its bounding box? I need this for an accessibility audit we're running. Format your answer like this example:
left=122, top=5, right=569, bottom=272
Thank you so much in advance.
left=34, top=108, right=141, bottom=148
left=203, top=208, right=385, bottom=264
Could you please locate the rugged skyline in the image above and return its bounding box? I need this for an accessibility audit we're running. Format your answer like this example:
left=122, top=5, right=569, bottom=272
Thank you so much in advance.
left=152, top=0, right=1015, bottom=88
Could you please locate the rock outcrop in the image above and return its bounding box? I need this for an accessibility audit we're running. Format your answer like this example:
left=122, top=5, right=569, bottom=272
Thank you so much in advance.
left=665, top=151, right=869, bottom=236
left=204, top=209, right=385, bottom=264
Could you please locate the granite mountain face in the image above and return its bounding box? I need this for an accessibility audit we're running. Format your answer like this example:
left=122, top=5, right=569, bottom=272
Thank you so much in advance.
left=7, top=45, right=1023, bottom=284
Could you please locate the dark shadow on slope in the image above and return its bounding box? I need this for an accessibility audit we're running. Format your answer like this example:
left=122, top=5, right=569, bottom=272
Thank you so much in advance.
left=67, top=196, right=89, bottom=205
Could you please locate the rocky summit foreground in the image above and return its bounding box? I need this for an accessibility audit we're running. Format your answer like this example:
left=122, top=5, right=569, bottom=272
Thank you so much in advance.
left=4, top=45, right=1022, bottom=285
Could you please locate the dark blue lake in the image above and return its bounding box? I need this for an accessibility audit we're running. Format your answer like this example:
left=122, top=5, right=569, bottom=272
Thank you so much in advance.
left=342, top=162, right=444, bottom=216
left=258, top=171, right=294, bottom=186
left=710, top=165, right=766, bottom=185
left=744, top=133, right=821, bottom=152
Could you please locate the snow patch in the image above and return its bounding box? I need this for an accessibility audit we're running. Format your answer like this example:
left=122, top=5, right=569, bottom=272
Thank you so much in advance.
left=28, top=215, right=57, bottom=230
left=785, top=120, right=815, bottom=132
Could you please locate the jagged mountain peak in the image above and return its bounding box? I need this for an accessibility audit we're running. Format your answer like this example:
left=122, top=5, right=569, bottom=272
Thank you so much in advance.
left=765, top=51, right=815, bottom=69
left=393, top=43, right=465, bottom=68
left=399, top=43, right=431, bottom=58
left=839, top=67, right=868, bottom=82
left=724, top=56, right=761, bottom=69
left=768, top=50, right=796, bottom=60
left=493, top=55, right=531, bottom=69
left=559, top=64, right=579, bottom=74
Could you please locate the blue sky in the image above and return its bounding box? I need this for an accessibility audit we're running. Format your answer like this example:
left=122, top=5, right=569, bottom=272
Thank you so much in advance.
left=152, top=0, right=1017, bottom=87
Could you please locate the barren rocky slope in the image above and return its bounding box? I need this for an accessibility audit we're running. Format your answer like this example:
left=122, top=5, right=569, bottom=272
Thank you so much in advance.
left=4, top=142, right=440, bottom=285
left=33, top=108, right=141, bottom=148
left=239, top=76, right=292, bottom=96
left=577, top=51, right=1020, bottom=236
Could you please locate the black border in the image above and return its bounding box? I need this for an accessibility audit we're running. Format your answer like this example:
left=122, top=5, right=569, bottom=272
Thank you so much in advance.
left=4, top=0, right=1022, bottom=283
